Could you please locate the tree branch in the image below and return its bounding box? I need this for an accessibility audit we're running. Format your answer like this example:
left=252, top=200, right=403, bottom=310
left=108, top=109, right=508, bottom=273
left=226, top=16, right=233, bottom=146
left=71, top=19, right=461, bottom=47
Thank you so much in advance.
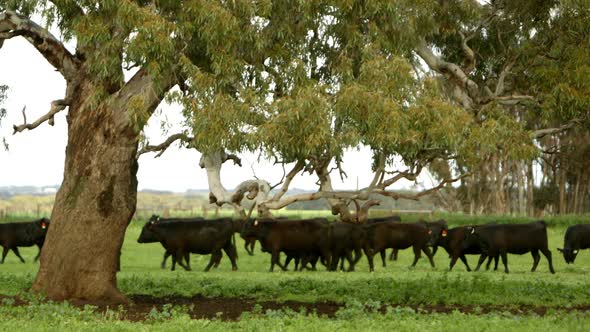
left=137, top=133, right=191, bottom=158
left=12, top=99, right=68, bottom=134
left=270, top=160, right=306, bottom=201
left=415, top=38, right=479, bottom=109
left=375, top=173, right=470, bottom=201
left=0, top=10, right=80, bottom=80
left=534, top=120, right=580, bottom=139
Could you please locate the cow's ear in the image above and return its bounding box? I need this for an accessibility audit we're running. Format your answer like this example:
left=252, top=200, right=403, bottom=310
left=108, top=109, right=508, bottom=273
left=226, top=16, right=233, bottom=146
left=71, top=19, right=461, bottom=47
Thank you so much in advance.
left=428, top=230, right=432, bottom=234
left=573, top=250, right=579, bottom=254
left=41, top=221, right=47, bottom=229
left=470, top=227, right=475, bottom=234
left=441, top=229, right=447, bottom=237
left=253, top=220, right=258, bottom=226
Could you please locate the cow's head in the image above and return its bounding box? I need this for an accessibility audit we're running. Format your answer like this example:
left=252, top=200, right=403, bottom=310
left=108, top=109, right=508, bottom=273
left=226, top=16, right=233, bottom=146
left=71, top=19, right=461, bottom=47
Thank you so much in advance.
left=38, top=217, right=50, bottom=230
left=426, top=220, right=448, bottom=246
left=137, top=221, right=158, bottom=243
left=463, top=226, right=489, bottom=252
left=148, top=214, right=161, bottom=223
left=557, top=247, right=579, bottom=264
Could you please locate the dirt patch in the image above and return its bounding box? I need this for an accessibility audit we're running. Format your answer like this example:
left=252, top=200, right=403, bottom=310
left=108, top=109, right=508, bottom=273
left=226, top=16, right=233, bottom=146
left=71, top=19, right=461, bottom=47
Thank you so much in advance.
left=1, top=294, right=590, bottom=322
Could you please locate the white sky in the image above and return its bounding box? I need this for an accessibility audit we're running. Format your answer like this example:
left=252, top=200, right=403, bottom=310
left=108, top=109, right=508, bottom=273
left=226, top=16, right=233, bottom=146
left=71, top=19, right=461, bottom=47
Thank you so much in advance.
left=0, top=38, right=425, bottom=193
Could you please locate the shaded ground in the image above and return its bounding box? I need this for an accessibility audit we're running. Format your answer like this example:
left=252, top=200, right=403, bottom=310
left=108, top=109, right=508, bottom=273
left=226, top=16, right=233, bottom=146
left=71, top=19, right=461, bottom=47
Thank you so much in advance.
left=2, top=294, right=590, bottom=321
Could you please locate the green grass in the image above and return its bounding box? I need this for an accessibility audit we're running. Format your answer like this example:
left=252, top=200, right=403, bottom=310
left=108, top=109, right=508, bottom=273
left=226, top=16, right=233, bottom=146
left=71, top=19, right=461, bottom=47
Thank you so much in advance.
left=1, top=213, right=590, bottom=330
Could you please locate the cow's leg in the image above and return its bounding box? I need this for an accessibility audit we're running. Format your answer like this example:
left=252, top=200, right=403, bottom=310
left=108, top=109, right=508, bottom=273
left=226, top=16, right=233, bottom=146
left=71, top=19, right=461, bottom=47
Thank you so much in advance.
left=493, top=256, right=499, bottom=270
left=161, top=251, right=170, bottom=269
left=380, top=250, right=387, bottom=267
left=353, top=247, right=363, bottom=265
left=271, top=251, right=286, bottom=272
left=204, top=251, right=221, bottom=272
left=474, top=254, right=487, bottom=271
left=485, top=256, right=493, bottom=271
left=500, top=252, right=509, bottom=273
left=364, top=247, right=375, bottom=272
left=171, top=254, right=177, bottom=271
left=249, top=240, right=255, bottom=255
left=432, top=246, right=438, bottom=257
left=540, top=248, right=555, bottom=274
left=449, top=255, right=459, bottom=271
left=459, top=255, right=471, bottom=272
left=422, top=246, right=435, bottom=268
left=531, top=249, right=541, bottom=272
left=12, top=248, right=25, bottom=263
left=389, top=249, right=398, bottom=261
left=345, top=251, right=355, bottom=272
left=410, top=245, right=422, bottom=267
left=171, top=249, right=190, bottom=271
left=1, top=247, right=8, bottom=263
left=34, top=244, right=42, bottom=262
left=309, top=256, right=319, bottom=271
left=223, top=242, right=238, bottom=271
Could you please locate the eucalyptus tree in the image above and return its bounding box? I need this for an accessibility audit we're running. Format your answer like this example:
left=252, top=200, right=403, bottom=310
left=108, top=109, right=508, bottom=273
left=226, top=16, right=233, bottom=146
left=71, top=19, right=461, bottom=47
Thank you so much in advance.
left=0, top=0, right=276, bottom=303
left=142, top=1, right=482, bottom=221
left=414, top=0, right=590, bottom=215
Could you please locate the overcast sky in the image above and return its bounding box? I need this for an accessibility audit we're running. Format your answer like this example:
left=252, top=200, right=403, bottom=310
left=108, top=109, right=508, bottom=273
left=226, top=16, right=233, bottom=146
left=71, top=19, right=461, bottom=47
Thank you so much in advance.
left=0, top=37, right=425, bottom=193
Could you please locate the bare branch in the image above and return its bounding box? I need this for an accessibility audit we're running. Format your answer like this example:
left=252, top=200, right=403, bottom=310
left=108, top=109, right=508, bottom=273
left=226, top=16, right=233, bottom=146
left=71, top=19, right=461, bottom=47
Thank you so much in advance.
left=375, top=173, right=470, bottom=201
left=0, top=10, right=80, bottom=80
left=534, top=120, right=580, bottom=139
left=223, top=153, right=242, bottom=167
left=12, top=99, right=68, bottom=134
left=137, top=133, right=191, bottom=158
left=494, top=94, right=536, bottom=106
left=494, top=58, right=516, bottom=97
left=271, top=160, right=305, bottom=198
left=416, top=38, right=479, bottom=109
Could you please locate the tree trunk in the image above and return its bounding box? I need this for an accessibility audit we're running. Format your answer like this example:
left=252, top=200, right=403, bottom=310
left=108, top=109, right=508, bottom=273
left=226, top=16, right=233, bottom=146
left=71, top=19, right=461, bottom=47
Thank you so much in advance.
left=526, top=161, right=535, bottom=217
left=516, top=161, right=525, bottom=216
left=31, top=85, right=138, bottom=303
left=559, top=167, right=567, bottom=215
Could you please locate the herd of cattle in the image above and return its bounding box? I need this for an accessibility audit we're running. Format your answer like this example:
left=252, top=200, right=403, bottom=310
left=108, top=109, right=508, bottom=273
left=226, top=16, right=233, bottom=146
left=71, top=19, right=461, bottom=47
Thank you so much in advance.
left=1, top=216, right=590, bottom=274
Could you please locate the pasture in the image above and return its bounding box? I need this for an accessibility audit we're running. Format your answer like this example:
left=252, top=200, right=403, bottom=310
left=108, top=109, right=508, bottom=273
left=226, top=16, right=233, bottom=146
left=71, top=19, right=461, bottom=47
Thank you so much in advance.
left=1, top=213, right=590, bottom=331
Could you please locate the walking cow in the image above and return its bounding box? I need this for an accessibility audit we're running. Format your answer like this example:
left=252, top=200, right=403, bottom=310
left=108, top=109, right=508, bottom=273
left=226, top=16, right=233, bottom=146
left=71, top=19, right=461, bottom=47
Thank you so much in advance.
left=137, top=217, right=238, bottom=271
left=0, top=217, right=50, bottom=263
left=464, top=221, right=555, bottom=274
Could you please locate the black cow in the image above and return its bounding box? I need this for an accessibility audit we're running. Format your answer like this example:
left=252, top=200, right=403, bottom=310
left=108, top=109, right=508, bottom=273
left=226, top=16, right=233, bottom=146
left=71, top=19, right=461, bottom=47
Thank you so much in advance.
left=142, top=215, right=207, bottom=268
left=558, top=224, right=590, bottom=264
left=0, top=218, right=49, bottom=263
left=464, top=221, right=555, bottom=274
left=389, top=219, right=448, bottom=262
left=329, top=222, right=365, bottom=272
left=137, top=217, right=238, bottom=271
left=240, top=216, right=287, bottom=256
left=435, top=225, right=498, bottom=271
left=365, top=216, right=401, bottom=266
left=241, top=218, right=332, bottom=272
left=362, top=221, right=435, bottom=272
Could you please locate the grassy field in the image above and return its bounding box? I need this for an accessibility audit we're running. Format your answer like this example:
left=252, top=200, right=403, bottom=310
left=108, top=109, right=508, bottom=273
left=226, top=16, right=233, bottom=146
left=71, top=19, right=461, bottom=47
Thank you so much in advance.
left=1, top=212, right=590, bottom=330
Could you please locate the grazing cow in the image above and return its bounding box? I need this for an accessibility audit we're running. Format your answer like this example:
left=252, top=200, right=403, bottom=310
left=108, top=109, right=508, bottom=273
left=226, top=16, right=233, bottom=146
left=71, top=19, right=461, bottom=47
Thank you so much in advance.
left=0, top=218, right=49, bottom=263
left=329, top=222, right=365, bottom=272
left=558, top=224, right=590, bottom=264
left=389, top=220, right=448, bottom=262
left=435, top=225, right=498, bottom=271
left=241, top=218, right=332, bottom=272
left=137, top=217, right=238, bottom=271
left=464, top=221, right=555, bottom=274
left=362, top=221, right=435, bottom=272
